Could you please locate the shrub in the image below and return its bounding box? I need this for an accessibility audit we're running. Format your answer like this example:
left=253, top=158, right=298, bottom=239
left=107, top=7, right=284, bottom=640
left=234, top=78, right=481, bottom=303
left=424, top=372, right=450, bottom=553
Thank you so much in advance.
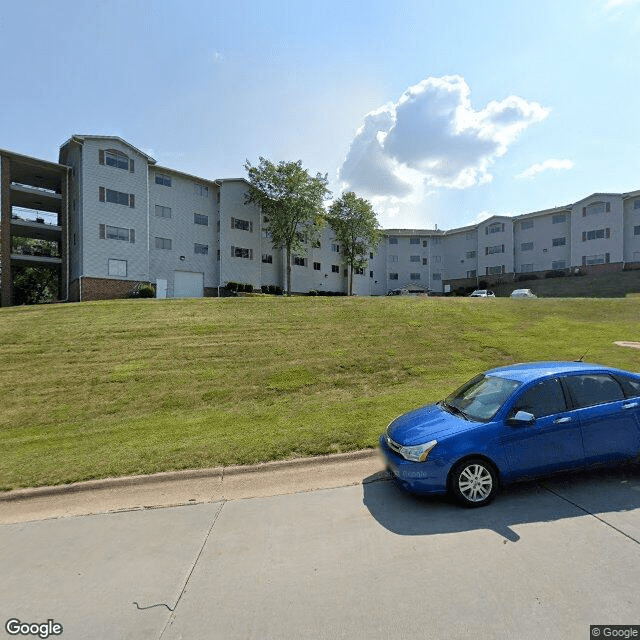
left=307, top=290, right=317, bottom=296
left=261, top=285, right=269, bottom=294
left=545, top=270, right=566, bottom=279
left=226, top=281, right=238, bottom=292
left=137, top=284, right=156, bottom=298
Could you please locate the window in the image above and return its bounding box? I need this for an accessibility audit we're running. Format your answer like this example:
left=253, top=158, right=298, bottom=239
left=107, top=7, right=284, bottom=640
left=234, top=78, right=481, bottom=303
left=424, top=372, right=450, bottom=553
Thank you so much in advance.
left=511, top=379, right=566, bottom=418
left=466, top=231, right=477, bottom=240
left=520, top=264, right=534, bottom=273
left=432, top=273, right=441, bottom=281
left=410, top=273, right=421, bottom=280
left=155, top=205, right=171, bottom=218
left=100, top=187, right=134, bottom=208
left=521, top=220, right=534, bottom=230
left=262, top=254, right=273, bottom=264
left=553, top=214, right=567, bottom=224
left=634, top=225, right=640, bottom=236
left=616, top=374, right=640, bottom=397
left=194, top=243, right=208, bottom=255
left=410, top=237, right=420, bottom=245
left=101, top=149, right=133, bottom=172
left=314, top=241, right=322, bottom=249
left=155, top=237, right=172, bottom=250
left=433, top=255, right=442, bottom=264
left=194, top=213, right=209, bottom=226
left=232, top=246, right=253, bottom=259
left=390, top=255, right=399, bottom=263
left=584, top=228, right=609, bottom=241
left=487, top=245, right=504, bottom=255
left=389, top=237, right=398, bottom=244
left=313, top=262, right=321, bottom=271
left=634, top=200, right=640, bottom=210
left=194, top=183, right=209, bottom=197
left=564, top=374, right=624, bottom=409
left=108, top=259, right=127, bottom=277
left=583, top=254, right=609, bottom=265
left=422, top=258, right=428, bottom=265
left=155, top=173, right=172, bottom=187
left=552, top=261, right=567, bottom=270
left=422, top=240, right=428, bottom=248
left=370, top=271, right=374, bottom=278
left=552, top=237, right=566, bottom=247
left=521, top=242, right=533, bottom=251
left=466, top=270, right=476, bottom=278
left=410, top=255, right=420, bottom=262
left=369, top=252, right=374, bottom=259
left=331, top=243, right=340, bottom=252
left=389, top=273, right=399, bottom=280
left=294, top=256, right=306, bottom=267
left=332, top=265, right=340, bottom=273
left=100, top=224, right=134, bottom=243
left=583, top=202, right=608, bottom=216
left=487, top=222, right=505, bottom=234
left=487, top=265, right=504, bottom=275
left=466, top=251, right=476, bottom=259
left=231, top=217, right=252, bottom=231
left=355, top=267, right=364, bottom=275
left=432, top=237, right=442, bottom=245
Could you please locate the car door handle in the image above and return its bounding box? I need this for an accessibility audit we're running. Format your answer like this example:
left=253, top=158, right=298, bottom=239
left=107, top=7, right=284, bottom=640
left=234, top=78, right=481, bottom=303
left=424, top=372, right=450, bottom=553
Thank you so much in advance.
left=623, top=402, right=639, bottom=409
left=554, top=417, right=572, bottom=424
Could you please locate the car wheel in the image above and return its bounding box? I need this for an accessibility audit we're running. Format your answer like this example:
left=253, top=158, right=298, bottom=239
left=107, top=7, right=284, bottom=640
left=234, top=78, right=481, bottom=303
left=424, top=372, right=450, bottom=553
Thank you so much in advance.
left=450, top=458, right=498, bottom=508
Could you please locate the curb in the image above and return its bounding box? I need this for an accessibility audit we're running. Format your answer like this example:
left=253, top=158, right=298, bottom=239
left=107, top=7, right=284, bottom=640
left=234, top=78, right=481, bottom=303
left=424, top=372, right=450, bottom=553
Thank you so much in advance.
left=0, top=449, right=379, bottom=503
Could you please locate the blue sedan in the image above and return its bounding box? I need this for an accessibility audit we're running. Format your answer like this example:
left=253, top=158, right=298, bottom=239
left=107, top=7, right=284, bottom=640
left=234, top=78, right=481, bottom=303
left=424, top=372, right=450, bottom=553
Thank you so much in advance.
left=379, top=361, right=640, bottom=507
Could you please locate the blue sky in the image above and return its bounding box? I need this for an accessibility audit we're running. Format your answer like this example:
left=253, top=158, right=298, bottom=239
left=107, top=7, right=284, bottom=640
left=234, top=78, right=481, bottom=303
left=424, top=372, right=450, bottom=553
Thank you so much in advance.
left=1, top=0, right=639, bottom=230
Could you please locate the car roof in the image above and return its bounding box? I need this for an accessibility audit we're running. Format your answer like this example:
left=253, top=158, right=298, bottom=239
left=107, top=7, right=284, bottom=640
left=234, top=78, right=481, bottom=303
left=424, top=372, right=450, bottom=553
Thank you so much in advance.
left=485, top=361, right=632, bottom=384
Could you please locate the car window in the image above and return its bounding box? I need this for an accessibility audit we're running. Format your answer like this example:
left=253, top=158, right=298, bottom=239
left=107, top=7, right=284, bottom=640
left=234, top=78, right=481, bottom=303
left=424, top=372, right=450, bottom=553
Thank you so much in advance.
left=511, top=378, right=566, bottom=418
left=446, top=374, right=521, bottom=421
left=615, top=374, right=640, bottom=398
left=563, top=374, right=624, bottom=409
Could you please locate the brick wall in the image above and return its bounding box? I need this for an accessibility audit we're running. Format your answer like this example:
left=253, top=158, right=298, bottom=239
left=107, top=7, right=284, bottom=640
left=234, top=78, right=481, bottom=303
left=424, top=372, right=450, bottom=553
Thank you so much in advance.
left=80, top=277, right=150, bottom=301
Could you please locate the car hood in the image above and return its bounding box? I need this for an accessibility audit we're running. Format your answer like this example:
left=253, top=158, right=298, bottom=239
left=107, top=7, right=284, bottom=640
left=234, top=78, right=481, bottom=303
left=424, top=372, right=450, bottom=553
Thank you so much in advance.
left=387, top=403, right=470, bottom=445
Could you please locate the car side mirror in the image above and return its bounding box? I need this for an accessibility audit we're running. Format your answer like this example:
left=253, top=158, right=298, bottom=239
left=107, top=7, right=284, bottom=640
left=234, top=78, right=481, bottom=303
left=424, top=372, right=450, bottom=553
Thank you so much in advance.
left=507, top=410, right=535, bottom=426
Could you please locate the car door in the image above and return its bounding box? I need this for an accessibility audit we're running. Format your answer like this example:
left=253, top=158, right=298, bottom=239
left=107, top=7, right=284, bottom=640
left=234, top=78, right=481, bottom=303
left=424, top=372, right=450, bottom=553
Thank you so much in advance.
left=563, top=373, right=640, bottom=464
left=501, top=377, right=585, bottom=479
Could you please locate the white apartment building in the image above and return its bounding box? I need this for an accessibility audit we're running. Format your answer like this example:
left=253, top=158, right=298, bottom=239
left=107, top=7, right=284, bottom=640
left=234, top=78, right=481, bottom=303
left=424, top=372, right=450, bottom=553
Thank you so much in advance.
left=2, top=134, right=640, bottom=306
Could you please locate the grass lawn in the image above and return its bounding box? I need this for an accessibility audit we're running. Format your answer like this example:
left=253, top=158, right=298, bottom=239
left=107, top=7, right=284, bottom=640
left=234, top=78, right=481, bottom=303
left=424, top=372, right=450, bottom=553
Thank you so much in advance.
left=1, top=295, right=639, bottom=490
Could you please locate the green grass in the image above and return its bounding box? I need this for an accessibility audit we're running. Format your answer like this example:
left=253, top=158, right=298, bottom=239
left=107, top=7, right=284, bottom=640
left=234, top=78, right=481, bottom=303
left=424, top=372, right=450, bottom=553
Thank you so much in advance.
left=1, top=296, right=639, bottom=490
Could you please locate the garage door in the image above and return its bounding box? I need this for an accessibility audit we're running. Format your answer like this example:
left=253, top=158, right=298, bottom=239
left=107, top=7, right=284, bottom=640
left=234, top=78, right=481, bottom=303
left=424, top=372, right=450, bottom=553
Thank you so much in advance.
left=173, top=271, right=204, bottom=298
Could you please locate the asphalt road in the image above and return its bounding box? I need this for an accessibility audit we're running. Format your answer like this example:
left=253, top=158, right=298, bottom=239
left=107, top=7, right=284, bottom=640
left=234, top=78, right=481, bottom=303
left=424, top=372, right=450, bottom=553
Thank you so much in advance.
left=1, top=454, right=639, bottom=640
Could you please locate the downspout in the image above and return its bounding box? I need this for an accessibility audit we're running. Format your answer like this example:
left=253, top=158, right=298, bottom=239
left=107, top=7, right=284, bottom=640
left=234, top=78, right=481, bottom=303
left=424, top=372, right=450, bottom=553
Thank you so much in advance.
left=215, top=179, right=222, bottom=297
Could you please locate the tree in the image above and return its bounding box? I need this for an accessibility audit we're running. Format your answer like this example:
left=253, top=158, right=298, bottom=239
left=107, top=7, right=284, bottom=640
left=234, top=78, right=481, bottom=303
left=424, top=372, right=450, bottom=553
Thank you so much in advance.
left=327, top=192, right=382, bottom=296
left=244, top=158, right=330, bottom=296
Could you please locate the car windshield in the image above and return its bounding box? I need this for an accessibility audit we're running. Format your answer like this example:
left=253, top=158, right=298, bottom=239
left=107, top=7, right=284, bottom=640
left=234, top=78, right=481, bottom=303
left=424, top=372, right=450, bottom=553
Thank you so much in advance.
left=443, top=374, right=521, bottom=421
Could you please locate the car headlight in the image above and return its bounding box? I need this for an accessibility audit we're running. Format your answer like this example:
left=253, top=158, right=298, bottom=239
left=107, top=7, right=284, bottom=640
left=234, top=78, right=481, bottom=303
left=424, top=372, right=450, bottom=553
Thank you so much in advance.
left=399, top=440, right=438, bottom=462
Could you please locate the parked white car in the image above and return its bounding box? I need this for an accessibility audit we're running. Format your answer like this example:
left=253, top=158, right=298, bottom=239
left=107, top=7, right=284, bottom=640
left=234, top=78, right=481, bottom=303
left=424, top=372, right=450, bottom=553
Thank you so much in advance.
left=510, top=288, right=537, bottom=298
left=469, top=290, right=495, bottom=298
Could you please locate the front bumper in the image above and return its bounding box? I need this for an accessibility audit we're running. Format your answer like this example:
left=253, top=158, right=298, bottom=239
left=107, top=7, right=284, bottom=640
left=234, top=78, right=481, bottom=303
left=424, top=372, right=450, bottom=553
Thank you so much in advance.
left=379, top=434, right=449, bottom=495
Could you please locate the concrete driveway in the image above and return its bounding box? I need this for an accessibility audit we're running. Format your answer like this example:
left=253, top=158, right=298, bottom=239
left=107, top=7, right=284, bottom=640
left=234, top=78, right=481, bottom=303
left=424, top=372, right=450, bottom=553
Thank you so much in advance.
left=1, top=455, right=639, bottom=640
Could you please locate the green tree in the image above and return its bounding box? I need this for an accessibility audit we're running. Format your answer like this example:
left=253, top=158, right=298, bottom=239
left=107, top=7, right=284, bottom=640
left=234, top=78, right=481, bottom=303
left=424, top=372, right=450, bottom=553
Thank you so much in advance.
left=244, top=158, right=330, bottom=296
left=10, top=236, right=59, bottom=304
left=327, top=192, right=382, bottom=296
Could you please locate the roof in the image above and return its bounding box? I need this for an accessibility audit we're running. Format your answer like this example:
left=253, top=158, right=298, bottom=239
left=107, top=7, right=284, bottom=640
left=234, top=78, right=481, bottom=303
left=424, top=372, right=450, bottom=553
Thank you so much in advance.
left=485, top=361, right=624, bottom=383
left=60, top=135, right=157, bottom=164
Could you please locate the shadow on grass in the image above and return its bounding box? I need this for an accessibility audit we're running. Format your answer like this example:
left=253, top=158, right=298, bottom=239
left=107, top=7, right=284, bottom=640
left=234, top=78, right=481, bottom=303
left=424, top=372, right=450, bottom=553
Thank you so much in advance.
left=362, top=465, right=640, bottom=543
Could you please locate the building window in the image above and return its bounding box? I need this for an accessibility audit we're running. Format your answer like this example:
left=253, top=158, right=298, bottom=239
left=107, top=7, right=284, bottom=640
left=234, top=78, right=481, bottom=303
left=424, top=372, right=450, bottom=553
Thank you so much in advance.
left=521, top=242, right=534, bottom=251
left=487, top=222, right=505, bottom=234
left=422, top=258, right=428, bottom=265
left=155, top=237, right=172, bottom=250
left=433, top=255, right=442, bottom=264
left=294, top=256, right=306, bottom=267
left=389, top=237, right=398, bottom=245
left=370, top=271, right=374, bottom=278
left=355, top=267, right=364, bottom=275
left=369, top=252, right=374, bottom=259
left=466, top=251, right=476, bottom=259
left=552, top=260, right=567, bottom=269
left=100, top=224, right=134, bottom=243
left=432, top=273, right=441, bottom=281
left=231, top=217, right=252, bottom=231
left=390, top=255, right=399, bottom=263
left=422, top=240, right=428, bottom=247
left=552, top=213, right=567, bottom=224
left=194, top=243, right=208, bottom=255
left=108, top=259, right=127, bottom=276
left=331, top=243, right=340, bottom=252
left=584, top=228, right=609, bottom=241
left=155, top=205, right=171, bottom=218
left=552, top=237, right=566, bottom=247
left=486, top=245, right=505, bottom=255
left=194, top=213, right=209, bottom=226
left=314, top=241, right=322, bottom=249
left=520, top=264, right=534, bottom=273
left=466, top=231, right=477, bottom=240
left=194, top=183, right=209, bottom=197
left=262, top=254, right=273, bottom=264
left=410, top=273, right=421, bottom=280
left=634, top=200, right=640, bottom=210
left=634, top=225, right=640, bottom=236
left=410, top=237, right=420, bottom=244
left=432, top=237, right=442, bottom=245
left=313, top=261, right=321, bottom=271
left=487, top=265, right=504, bottom=275
left=232, top=246, right=253, bottom=259
left=466, top=270, right=476, bottom=278
left=583, top=254, right=609, bottom=266
left=155, top=173, right=172, bottom=187
left=101, top=149, right=133, bottom=172
left=331, top=264, right=340, bottom=273
left=389, top=273, right=399, bottom=280
left=584, top=202, right=608, bottom=216
left=100, top=187, right=134, bottom=208
left=521, top=220, right=534, bottom=230
left=410, top=255, right=420, bottom=262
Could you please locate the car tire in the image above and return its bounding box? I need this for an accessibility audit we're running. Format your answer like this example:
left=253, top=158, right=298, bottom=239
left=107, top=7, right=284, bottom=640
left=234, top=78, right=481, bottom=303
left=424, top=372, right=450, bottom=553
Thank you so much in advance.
left=450, top=458, right=498, bottom=508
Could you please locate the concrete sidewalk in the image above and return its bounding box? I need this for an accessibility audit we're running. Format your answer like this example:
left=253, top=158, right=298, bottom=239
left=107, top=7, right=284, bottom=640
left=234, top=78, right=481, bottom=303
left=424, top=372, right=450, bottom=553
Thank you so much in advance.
left=0, top=449, right=383, bottom=524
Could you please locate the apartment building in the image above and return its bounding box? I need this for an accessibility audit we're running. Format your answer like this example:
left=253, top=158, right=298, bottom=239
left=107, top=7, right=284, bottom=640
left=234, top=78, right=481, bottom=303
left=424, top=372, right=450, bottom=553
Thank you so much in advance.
left=2, top=134, right=640, bottom=305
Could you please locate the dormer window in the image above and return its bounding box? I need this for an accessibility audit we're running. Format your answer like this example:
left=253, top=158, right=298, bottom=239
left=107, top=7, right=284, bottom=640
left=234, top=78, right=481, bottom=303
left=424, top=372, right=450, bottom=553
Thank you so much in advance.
left=100, top=149, right=134, bottom=172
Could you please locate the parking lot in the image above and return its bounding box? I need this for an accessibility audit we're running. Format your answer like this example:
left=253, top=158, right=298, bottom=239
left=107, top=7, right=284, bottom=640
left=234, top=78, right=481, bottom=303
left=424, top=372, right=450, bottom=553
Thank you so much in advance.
left=1, top=461, right=639, bottom=639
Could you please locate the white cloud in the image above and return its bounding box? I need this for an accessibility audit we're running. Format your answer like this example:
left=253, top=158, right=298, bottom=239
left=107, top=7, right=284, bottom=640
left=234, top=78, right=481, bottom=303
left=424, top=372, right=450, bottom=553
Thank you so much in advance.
left=604, top=0, right=640, bottom=10
left=516, top=158, right=574, bottom=179
left=338, top=75, right=549, bottom=210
